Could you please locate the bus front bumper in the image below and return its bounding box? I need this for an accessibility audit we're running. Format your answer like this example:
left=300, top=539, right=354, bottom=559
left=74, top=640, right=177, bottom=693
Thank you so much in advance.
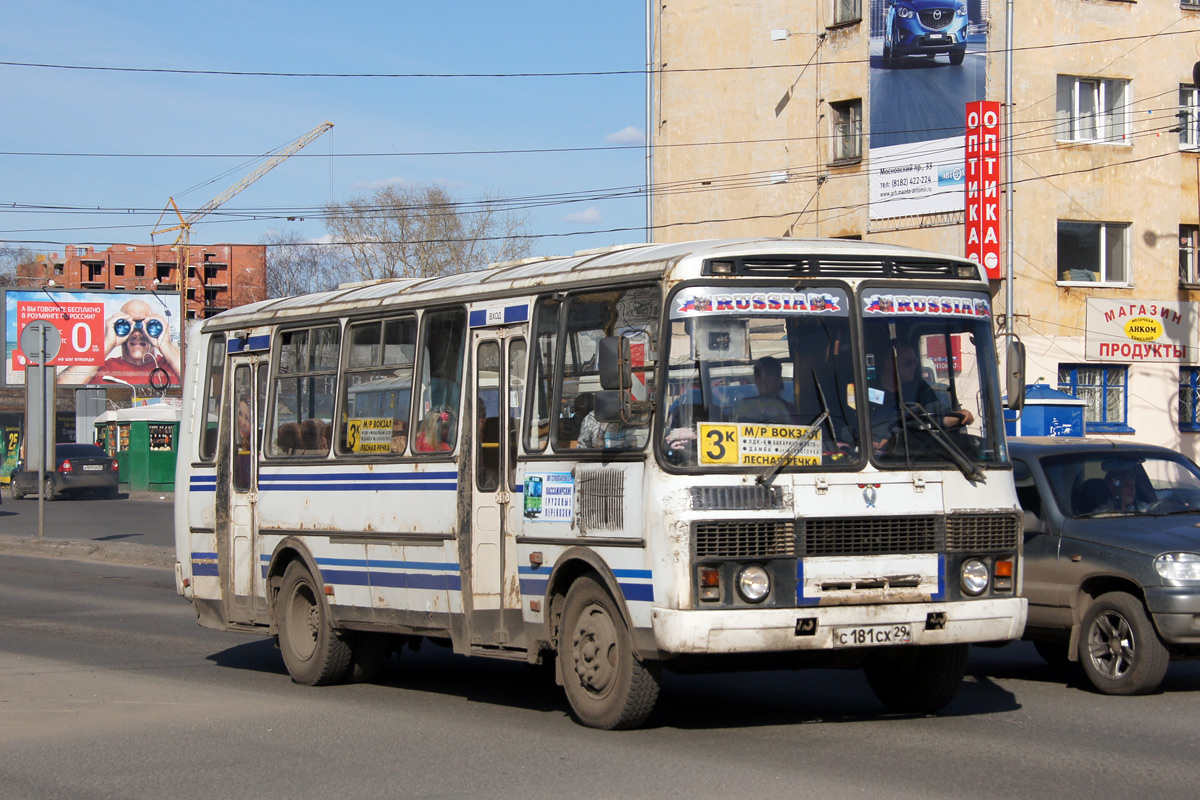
left=651, top=597, right=1027, bottom=655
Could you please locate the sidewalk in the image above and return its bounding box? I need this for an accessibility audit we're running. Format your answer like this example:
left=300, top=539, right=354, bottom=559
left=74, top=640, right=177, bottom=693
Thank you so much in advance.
left=0, top=535, right=174, bottom=567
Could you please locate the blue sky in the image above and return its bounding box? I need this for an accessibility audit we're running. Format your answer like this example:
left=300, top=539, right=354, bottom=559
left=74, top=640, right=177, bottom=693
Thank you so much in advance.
left=1, top=1, right=649, bottom=259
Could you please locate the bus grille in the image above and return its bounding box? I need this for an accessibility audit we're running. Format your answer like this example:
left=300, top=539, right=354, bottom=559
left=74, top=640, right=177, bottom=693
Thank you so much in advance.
left=801, top=516, right=940, bottom=556
left=694, top=520, right=796, bottom=558
left=946, top=513, right=1021, bottom=552
left=693, top=513, right=1020, bottom=559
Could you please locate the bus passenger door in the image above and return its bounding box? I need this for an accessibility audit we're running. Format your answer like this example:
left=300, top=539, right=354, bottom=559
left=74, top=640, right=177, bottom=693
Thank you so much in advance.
left=223, top=358, right=265, bottom=623
left=469, top=327, right=526, bottom=647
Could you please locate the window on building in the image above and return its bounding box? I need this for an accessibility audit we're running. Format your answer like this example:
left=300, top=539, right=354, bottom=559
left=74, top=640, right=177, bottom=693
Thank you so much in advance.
left=114, top=263, right=125, bottom=276
left=156, top=263, right=174, bottom=282
left=831, top=99, right=863, bottom=162
left=1180, top=85, right=1200, bottom=150
left=1057, top=220, right=1128, bottom=283
left=1059, top=364, right=1130, bottom=432
left=833, top=0, right=861, bottom=25
left=1180, top=367, right=1200, bottom=432
left=135, top=264, right=145, bottom=277
left=1182, top=225, right=1199, bottom=284
left=1056, top=76, right=1129, bottom=144
left=74, top=247, right=88, bottom=257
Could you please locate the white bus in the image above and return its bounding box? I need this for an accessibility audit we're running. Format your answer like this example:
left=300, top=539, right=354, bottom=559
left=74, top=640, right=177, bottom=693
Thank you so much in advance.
left=175, top=238, right=1027, bottom=729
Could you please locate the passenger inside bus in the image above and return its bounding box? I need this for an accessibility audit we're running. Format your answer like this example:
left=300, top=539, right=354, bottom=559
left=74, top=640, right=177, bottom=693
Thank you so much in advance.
left=415, top=409, right=454, bottom=452
left=276, top=422, right=300, bottom=455
left=558, top=392, right=594, bottom=446
left=733, top=356, right=797, bottom=423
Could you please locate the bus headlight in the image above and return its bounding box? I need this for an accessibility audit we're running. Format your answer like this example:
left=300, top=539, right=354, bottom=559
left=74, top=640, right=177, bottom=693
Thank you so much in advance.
left=1154, top=552, right=1200, bottom=582
left=960, top=559, right=989, bottom=596
left=737, top=565, right=771, bottom=603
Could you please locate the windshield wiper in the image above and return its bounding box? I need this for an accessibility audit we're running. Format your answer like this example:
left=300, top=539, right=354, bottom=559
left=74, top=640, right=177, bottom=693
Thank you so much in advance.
left=757, top=411, right=829, bottom=486
left=897, top=401, right=985, bottom=483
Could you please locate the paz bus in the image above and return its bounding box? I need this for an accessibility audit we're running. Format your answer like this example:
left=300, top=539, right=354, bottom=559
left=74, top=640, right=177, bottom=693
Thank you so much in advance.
left=174, top=238, right=1027, bottom=729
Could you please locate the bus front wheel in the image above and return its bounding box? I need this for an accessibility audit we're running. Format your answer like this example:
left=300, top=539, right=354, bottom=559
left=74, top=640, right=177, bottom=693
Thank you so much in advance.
left=560, top=576, right=660, bottom=729
left=863, top=643, right=968, bottom=714
left=277, top=561, right=352, bottom=686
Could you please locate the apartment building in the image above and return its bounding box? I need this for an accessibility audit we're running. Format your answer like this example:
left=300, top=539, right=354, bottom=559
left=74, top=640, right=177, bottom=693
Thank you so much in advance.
left=16, top=242, right=267, bottom=319
left=651, top=1, right=1200, bottom=456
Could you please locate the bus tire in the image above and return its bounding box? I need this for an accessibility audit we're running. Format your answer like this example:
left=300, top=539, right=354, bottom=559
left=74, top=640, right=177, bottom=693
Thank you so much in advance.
left=864, top=643, right=968, bottom=714
left=560, top=576, right=660, bottom=730
left=277, top=561, right=352, bottom=686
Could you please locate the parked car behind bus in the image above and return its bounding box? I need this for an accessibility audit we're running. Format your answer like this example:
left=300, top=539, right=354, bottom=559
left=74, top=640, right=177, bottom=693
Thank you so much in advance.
left=10, top=443, right=119, bottom=501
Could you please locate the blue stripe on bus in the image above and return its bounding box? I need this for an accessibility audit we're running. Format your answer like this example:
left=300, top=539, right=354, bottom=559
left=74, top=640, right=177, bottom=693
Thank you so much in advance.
left=190, top=552, right=220, bottom=576
left=228, top=334, right=271, bottom=353
left=259, top=471, right=458, bottom=482
left=258, top=482, right=457, bottom=492
left=190, top=475, right=217, bottom=492
left=318, top=567, right=462, bottom=592
left=517, top=566, right=653, bottom=602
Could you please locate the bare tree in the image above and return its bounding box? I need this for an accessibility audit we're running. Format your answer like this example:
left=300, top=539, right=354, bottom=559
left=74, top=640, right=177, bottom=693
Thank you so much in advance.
left=261, top=229, right=342, bottom=299
left=0, top=245, right=36, bottom=287
left=322, top=183, right=533, bottom=282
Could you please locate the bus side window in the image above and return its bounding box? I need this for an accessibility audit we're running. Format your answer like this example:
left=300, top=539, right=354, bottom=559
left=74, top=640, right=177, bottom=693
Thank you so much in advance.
left=268, top=325, right=339, bottom=458
left=338, top=315, right=416, bottom=456
left=526, top=298, right=560, bottom=453
left=198, top=334, right=226, bottom=462
left=413, top=308, right=466, bottom=455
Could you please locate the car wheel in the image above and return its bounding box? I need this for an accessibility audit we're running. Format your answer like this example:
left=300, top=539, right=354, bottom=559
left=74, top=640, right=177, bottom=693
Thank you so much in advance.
left=560, top=575, right=661, bottom=729
left=11, top=480, right=24, bottom=500
left=949, top=48, right=966, bottom=65
left=276, top=561, right=353, bottom=686
left=882, top=40, right=893, bottom=67
left=1079, top=591, right=1169, bottom=695
left=1032, top=638, right=1072, bottom=668
left=42, top=477, right=57, bottom=501
left=864, top=644, right=968, bottom=714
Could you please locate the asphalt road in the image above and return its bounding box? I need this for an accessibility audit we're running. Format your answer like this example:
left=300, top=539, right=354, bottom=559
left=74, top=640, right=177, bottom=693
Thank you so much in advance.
left=0, top=491, right=175, bottom=565
left=2, top=550, right=1200, bottom=800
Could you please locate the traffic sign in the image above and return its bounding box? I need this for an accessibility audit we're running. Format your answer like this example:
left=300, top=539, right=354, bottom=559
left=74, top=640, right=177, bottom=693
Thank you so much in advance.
left=19, top=319, right=62, bottom=365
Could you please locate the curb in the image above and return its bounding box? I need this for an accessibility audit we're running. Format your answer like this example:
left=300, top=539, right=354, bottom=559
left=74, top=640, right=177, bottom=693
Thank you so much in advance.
left=0, top=536, right=174, bottom=568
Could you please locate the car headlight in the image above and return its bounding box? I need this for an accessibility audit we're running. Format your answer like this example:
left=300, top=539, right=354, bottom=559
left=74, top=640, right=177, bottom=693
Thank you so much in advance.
left=1154, top=552, right=1200, bottom=582
left=737, top=565, right=771, bottom=603
left=961, top=559, right=989, bottom=596
left=896, top=7, right=914, bottom=18
left=957, top=5, right=967, bottom=15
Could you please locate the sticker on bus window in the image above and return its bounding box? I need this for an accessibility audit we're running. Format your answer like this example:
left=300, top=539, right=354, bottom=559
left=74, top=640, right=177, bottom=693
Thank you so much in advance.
left=523, top=472, right=574, bottom=522
left=347, top=418, right=394, bottom=453
left=698, top=422, right=821, bottom=467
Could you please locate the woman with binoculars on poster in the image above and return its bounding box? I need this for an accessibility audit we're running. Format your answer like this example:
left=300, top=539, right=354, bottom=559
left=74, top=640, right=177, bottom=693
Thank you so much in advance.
left=59, top=298, right=182, bottom=388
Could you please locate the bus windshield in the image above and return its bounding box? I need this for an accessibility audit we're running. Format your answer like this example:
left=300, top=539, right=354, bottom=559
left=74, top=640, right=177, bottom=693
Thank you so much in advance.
left=660, top=285, right=860, bottom=469
left=863, top=289, right=1005, bottom=471
left=659, top=284, right=1006, bottom=472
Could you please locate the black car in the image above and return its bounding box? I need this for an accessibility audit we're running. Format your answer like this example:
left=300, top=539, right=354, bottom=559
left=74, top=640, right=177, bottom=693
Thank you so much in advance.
left=1011, top=437, right=1200, bottom=695
left=10, top=443, right=120, bottom=501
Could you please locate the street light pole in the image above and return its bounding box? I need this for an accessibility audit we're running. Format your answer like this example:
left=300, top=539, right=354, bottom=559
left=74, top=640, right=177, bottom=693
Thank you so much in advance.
left=102, top=375, right=139, bottom=406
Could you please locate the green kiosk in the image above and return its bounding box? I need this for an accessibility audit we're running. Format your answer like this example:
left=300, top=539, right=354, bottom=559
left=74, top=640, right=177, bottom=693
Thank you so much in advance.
left=94, top=404, right=181, bottom=493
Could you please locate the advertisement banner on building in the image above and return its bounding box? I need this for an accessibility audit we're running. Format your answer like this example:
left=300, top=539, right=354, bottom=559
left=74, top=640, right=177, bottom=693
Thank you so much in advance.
left=868, top=137, right=965, bottom=219
left=965, top=100, right=1002, bottom=278
left=1084, top=299, right=1199, bottom=363
left=3, top=289, right=183, bottom=388
left=868, top=0, right=986, bottom=221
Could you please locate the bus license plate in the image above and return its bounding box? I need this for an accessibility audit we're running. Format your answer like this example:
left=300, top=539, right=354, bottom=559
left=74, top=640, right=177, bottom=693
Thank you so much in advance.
left=832, top=623, right=912, bottom=648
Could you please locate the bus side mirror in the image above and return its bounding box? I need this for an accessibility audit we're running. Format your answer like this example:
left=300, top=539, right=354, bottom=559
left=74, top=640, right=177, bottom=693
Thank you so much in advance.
left=1006, top=339, right=1026, bottom=413
left=599, top=336, right=630, bottom=391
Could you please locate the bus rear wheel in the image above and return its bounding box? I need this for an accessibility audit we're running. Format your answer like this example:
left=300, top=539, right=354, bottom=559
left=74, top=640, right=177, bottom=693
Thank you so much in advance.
left=560, top=576, right=660, bottom=729
left=863, top=643, right=968, bottom=714
left=277, top=561, right=352, bottom=686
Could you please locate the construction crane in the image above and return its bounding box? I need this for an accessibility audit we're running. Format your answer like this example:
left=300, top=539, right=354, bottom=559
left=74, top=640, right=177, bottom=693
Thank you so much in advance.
left=151, top=120, right=334, bottom=318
